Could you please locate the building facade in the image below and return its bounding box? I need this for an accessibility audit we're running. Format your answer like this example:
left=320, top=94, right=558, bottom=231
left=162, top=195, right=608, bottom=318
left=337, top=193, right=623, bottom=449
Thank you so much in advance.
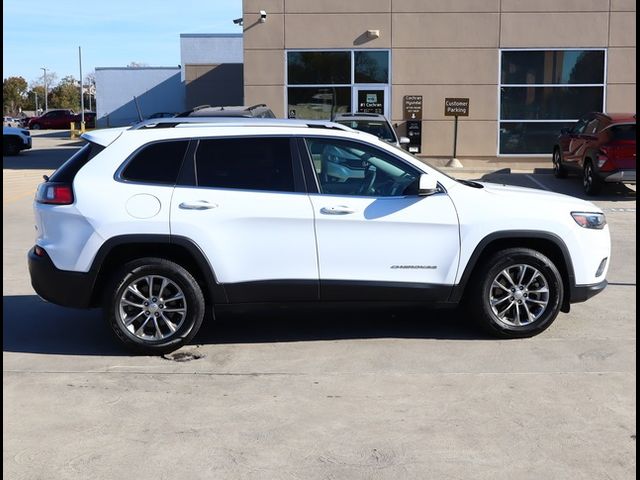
left=242, top=0, right=636, bottom=157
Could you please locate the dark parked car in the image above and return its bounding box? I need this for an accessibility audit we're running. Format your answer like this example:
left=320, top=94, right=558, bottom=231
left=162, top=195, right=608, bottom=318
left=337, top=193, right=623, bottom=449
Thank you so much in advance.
left=174, top=104, right=275, bottom=119
left=553, top=113, right=636, bottom=195
left=27, top=109, right=95, bottom=129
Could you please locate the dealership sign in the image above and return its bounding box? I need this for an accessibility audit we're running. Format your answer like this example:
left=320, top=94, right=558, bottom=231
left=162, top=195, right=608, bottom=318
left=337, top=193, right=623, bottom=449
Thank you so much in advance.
left=403, top=95, right=423, bottom=120
left=444, top=98, right=470, bottom=117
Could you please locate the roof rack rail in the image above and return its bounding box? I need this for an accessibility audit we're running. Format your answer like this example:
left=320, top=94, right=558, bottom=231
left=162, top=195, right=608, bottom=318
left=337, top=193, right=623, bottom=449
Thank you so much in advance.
left=128, top=117, right=356, bottom=131
left=246, top=104, right=268, bottom=111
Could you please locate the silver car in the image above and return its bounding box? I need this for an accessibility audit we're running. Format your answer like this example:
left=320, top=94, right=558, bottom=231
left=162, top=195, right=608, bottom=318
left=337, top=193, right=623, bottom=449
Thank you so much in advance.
left=333, top=113, right=410, bottom=147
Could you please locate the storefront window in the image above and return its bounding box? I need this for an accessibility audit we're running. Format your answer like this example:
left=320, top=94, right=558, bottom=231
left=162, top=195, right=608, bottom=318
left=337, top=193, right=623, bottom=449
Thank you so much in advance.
left=287, top=87, right=352, bottom=120
left=499, top=49, right=605, bottom=154
left=501, top=50, right=605, bottom=85
left=354, top=51, right=389, bottom=84
left=287, top=52, right=351, bottom=85
left=287, top=50, right=390, bottom=120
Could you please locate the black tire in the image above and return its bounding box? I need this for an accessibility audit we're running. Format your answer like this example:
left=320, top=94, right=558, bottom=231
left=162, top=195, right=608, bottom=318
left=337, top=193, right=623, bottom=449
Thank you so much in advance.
left=583, top=160, right=602, bottom=196
left=104, top=257, right=205, bottom=354
left=30, top=123, right=41, bottom=130
left=467, top=248, right=564, bottom=338
left=3, top=138, right=20, bottom=156
left=552, top=147, right=567, bottom=178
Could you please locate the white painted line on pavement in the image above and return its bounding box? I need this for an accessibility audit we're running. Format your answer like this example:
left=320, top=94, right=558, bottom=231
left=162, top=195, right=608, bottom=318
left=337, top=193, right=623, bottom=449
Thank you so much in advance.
left=526, top=174, right=551, bottom=191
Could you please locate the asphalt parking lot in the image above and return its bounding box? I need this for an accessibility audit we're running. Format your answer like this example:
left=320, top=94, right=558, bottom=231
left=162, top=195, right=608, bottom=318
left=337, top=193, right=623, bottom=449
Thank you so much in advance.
left=3, top=131, right=636, bottom=479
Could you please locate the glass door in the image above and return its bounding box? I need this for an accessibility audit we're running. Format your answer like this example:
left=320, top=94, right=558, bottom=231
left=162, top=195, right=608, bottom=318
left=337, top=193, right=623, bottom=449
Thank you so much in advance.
left=353, top=86, right=389, bottom=118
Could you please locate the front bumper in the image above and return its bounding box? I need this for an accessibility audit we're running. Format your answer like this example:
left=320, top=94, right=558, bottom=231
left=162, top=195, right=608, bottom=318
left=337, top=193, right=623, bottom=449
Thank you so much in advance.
left=602, top=169, right=635, bottom=183
left=570, top=280, right=608, bottom=304
left=28, top=247, right=96, bottom=308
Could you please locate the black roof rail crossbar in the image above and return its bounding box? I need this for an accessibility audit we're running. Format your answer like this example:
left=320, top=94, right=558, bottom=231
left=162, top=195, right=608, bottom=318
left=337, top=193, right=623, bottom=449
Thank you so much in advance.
left=246, top=104, right=268, bottom=111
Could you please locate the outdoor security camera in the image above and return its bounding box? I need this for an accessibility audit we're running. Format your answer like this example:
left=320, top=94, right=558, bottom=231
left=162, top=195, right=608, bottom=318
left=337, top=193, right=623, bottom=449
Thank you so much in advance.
left=232, top=17, right=243, bottom=25
left=259, top=10, right=267, bottom=23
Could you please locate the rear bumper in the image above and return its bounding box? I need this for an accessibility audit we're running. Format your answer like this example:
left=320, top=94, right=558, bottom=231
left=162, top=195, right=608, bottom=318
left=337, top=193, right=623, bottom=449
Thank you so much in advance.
left=602, top=169, right=635, bottom=183
left=570, top=280, right=608, bottom=304
left=28, top=247, right=96, bottom=308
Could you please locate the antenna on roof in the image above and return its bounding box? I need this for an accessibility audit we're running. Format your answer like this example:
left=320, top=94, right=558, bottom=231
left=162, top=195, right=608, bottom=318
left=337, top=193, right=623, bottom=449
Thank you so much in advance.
left=133, top=96, right=144, bottom=122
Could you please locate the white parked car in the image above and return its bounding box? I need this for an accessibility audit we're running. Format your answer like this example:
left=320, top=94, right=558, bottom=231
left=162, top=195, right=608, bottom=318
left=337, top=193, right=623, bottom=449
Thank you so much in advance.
left=3, top=126, right=32, bottom=155
left=29, top=118, right=610, bottom=354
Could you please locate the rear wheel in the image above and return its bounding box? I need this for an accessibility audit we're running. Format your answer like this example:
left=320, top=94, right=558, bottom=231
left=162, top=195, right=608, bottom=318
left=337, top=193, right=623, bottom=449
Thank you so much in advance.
left=468, top=248, right=564, bottom=338
left=583, top=160, right=602, bottom=195
left=552, top=148, right=567, bottom=178
left=105, top=257, right=205, bottom=354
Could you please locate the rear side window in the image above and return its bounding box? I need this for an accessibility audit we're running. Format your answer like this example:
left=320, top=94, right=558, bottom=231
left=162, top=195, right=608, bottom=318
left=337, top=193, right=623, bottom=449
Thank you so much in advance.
left=49, top=142, right=105, bottom=183
left=194, top=137, right=295, bottom=192
left=121, top=141, right=189, bottom=185
left=608, top=124, right=636, bottom=141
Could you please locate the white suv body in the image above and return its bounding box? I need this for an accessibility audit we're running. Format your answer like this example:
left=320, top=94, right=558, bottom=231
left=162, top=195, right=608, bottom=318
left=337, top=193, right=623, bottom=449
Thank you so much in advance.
left=29, top=119, right=610, bottom=353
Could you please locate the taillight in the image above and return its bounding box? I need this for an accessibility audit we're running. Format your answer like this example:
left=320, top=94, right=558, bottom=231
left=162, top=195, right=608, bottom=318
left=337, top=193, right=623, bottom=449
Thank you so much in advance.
left=36, top=182, right=74, bottom=205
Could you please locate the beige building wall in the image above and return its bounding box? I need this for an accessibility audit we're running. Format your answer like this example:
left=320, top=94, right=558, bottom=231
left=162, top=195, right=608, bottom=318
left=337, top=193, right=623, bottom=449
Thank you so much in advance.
left=244, top=0, right=636, bottom=157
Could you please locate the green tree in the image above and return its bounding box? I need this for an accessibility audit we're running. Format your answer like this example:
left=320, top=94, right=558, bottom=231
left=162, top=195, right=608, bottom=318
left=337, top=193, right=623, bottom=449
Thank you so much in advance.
left=3, top=76, right=28, bottom=115
left=49, top=75, right=81, bottom=110
left=23, top=86, right=46, bottom=111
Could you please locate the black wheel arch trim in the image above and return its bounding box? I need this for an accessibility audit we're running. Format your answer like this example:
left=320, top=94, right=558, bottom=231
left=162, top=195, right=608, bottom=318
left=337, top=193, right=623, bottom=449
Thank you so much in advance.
left=89, top=234, right=228, bottom=305
left=450, top=230, right=576, bottom=305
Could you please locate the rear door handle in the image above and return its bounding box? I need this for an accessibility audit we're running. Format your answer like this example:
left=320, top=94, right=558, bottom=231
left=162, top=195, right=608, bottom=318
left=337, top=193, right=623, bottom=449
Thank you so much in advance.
left=320, top=205, right=355, bottom=215
left=179, top=201, right=218, bottom=210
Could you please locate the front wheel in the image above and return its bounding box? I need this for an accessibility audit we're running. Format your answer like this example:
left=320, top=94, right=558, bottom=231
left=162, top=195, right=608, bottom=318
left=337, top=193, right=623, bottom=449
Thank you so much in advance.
left=105, top=257, right=205, bottom=354
left=30, top=123, right=41, bottom=130
left=583, top=161, right=602, bottom=195
left=468, top=248, right=564, bottom=338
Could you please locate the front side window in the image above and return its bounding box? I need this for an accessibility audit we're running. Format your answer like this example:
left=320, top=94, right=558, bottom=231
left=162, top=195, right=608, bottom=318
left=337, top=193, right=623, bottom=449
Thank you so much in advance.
left=121, top=141, right=189, bottom=185
left=195, top=137, right=295, bottom=193
left=305, top=137, right=419, bottom=197
left=499, top=49, right=605, bottom=154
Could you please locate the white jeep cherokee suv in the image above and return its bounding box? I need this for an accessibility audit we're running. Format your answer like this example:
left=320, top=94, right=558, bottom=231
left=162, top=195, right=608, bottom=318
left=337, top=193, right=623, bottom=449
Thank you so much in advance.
left=28, top=118, right=610, bottom=354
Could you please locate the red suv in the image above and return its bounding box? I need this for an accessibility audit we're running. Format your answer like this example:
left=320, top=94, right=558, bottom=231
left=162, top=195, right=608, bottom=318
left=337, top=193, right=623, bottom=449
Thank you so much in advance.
left=28, top=109, right=76, bottom=130
left=553, top=113, right=636, bottom=195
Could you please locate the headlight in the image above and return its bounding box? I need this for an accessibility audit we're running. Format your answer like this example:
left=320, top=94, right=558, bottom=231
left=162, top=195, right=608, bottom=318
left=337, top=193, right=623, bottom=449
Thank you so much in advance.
left=571, top=212, right=606, bottom=229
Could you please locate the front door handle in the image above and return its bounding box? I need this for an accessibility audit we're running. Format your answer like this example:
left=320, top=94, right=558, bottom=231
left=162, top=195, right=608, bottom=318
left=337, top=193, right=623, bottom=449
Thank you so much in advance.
left=320, top=205, right=355, bottom=215
left=179, top=201, right=218, bottom=210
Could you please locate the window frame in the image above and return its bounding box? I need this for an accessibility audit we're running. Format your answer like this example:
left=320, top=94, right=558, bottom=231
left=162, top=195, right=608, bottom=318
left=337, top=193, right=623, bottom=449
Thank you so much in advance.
left=285, top=49, right=392, bottom=120
left=497, top=48, right=607, bottom=156
left=115, top=138, right=192, bottom=186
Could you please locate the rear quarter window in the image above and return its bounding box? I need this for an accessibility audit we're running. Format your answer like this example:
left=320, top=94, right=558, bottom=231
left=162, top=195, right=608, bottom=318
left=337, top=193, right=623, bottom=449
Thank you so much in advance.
left=120, top=140, right=189, bottom=185
left=49, top=142, right=105, bottom=183
left=608, top=124, right=636, bottom=141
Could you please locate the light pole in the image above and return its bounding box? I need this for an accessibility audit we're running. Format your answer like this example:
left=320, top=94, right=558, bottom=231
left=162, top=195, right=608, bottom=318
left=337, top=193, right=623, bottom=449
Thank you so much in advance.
left=40, top=67, right=48, bottom=111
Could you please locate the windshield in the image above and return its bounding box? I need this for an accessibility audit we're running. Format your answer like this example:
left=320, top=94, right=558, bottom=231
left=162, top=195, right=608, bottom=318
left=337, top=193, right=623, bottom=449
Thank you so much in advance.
left=335, top=119, right=397, bottom=143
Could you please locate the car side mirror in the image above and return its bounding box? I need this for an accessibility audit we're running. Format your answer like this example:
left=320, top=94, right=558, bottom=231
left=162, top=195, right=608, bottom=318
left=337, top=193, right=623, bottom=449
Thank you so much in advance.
left=399, top=136, right=410, bottom=144
left=418, top=174, right=438, bottom=196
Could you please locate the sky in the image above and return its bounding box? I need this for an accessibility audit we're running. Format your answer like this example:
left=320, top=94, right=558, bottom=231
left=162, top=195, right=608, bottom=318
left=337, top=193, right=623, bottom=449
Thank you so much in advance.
left=3, top=0, right=242, bottom=85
